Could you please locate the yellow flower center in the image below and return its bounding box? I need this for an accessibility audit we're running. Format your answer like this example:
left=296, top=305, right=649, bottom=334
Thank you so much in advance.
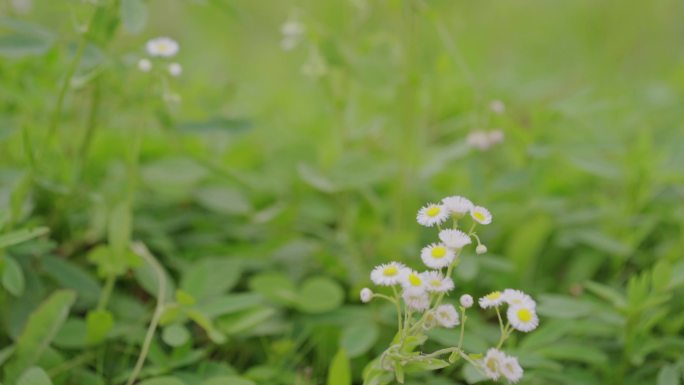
left=383, top=266, right=398, bottom=277
left=431, top=246, right=447, bottom=259
left=473, top=211, right=486, bottom=222
left=486, top=357, right=498, bottom=372
left=486, top=291, right=501, bottom=300
left=426, top=206, right=441, bottom=217
left=517, top=308, right=532, bottom=322
left=430, top=279, right=442, bottom=287
left=409, top=273, right=422, bottom=287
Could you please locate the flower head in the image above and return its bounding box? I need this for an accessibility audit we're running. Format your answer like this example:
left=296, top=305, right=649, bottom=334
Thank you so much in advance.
left=482, top=348, right=506, bottom=380
left=402, top=290, right=430, bottom=311
left=470, top=206, right=492, bottom=225
left=370, top=262, right=406, bottom=286
left=489, top=100, right=506, bottom=114
left=479, top=290, right=505, bottom=309
left=460, top=294, right=473, bottom=308
left=360, top=288, right=373, bottom=303
left=476, top=244, right=488, bottom=255
left=438, top=229, right=471, bottom=249
left=400, top=269, right=426, bottom=293
left=280, top=20, right=305, bottom=51
left=435, top=304, right=460, bottom=328
left=422, top=271, right=454, bottom=293
left=442, top=196, right=473, bottom=217
left=168, top=62, right=182, bottom=77
left=420, top=243, right=455, bottom=269
left=138, top=58, right=152, bottom=72
left=416, top=203, right=449, bottom=227
left=507, top=304, right=539, bottom=332
left=146, top=37, right=179, bottom=57
left=500, top=355, right=523, bottom=383
left=502, top=289, right=536, bottom=309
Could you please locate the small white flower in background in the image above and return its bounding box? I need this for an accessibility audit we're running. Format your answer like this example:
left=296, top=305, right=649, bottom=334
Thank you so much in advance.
left=489, top=99, right=506, bottom=114
left=301, top=46, right=328, bottom=78
left=488, top=129, right=505, bottom=145
left=401, top=270, right=426, bottom=293
left=479, top=290, right=506, bottom=309
left=280, top=19, right=305, bottom=51
left=442, top=196, right=473, bottom=218
left=435, top=304, right=460, bottom=328
left=500, top=355, right=524, bottom=383
left=460, top=294, right=474, bottom=308
left=416, top=203, right=449, bottom=227
left=507, top=304, right=539, bottom=332
left=370, top=262, right=406, bottom=286
left=439, top=229, right=471, bottom=249
left=360, top=288, right=373, bottom=303
left=470, top=206, right=492, bottom=225
left=476, top=244, right=488, bottom=255
left=168, top=62, right=182, bottom=77
left=466, top=129, right=505, bottom=151
left=482, top=348, right=506, bottom=380
left=502, top=289, right=536, bottom=309
left=403, top=290, right=430, bottom=311
left=420, top=243, right=455, bottom=269
left=422, top=271, right=454, bottom=293
left=138, top=58, right=152, bottom=72
left=146, top=37, right=179, bottom=57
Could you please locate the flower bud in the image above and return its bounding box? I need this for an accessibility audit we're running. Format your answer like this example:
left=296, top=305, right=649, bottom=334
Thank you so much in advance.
left=476, top=244, right=487, bottom=255
left=460, top=294, right=474, bottom=308
left=360, top=288, right=373, bottom=303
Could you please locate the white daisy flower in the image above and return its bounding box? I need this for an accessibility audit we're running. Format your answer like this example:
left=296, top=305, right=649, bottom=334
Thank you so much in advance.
left=460, top=294, right=473, bottom=308
left=370, top=262, right=406, bottom=286
left=500, top=355, right=523, bottom=383
left=146, top=37, right=179, bottom=57
left=482, top=348, right=506, bottom=380
left=502, top=289, right=536, bottom=309
left=420, top=243, right=455, bottom=269
left=168, top=62, right=182, bottom=77
left=489, top=100, right=506, bottom=114
left=422, top=271, right=454, bottom=293
left=416, top=203, right=449, bottom=227
left=479, top=290, right=505, bottom=309
left=441, top=196, right=473, bottom=217
left=400, top=269, right=426, bottom=293
left=470, top=206, right=492, bottom=225
left=438, top=229, right=472, bottom=249
left=360, top=288, right=373, bottom=303
left=435, top=304, right=460, bottom=328
left=138, top=58, right=152, bottom=72
left=402, top=290, right=430, bottom=311
left=507, top=304, right=539, bottom=332
left=476, top=244, right=488, bottom=255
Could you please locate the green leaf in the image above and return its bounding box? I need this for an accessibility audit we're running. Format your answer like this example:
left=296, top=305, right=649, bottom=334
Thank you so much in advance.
left=16, top=366, right=53, bottom=385
left=42, top=256, right=101, bottom=307
left=298, top=163, right=337, bottom=193
left=2, top=255, right=24, bottom=296
left=137, top=377, right=185, bottom=385
left=86, top=310, right=114, bottom=344
left=403, top=358, right=449, bottom=373
left=339, top=322, right=379, bottom=358
left=584, top=281, right=626, bottom=308
left=505, top=215, right=552, bottom=279
left=194, top=186, right=251, bottom=215
left=296, top=277, right=344, bottom=314
left=0, top=227, right=49, bottom=249
left=657, top=365, right=680, bottom=385
left=195, top=293, right=263, bottom=318
left=216, top=307, right=276, bottom=335
left=162, top=324, right=190, bottom=347
left=248, top=273, right=297, bottom=305
left=108, top=202, right=132, bottom=264
left=120, top=0, right=148, bottom=34
left=327, top=349, right=351, bottom=385
left=201, top=376, right=255, bottom=385
left=177, top=117, right=252, bottom=134
left=0, top=18, right=55, bottom=58
left=537, top=294, right=597, bottom=319
left=3, top=290, right=76, bottom=383
left=181, top=258, right=242, bottom=300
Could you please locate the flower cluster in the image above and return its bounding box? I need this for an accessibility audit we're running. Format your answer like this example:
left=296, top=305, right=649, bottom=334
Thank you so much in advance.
left=466, top=129, right=504, bottom=151
left=138, top=37, right=182, bottom=78
left=360, top=195, right=538, bottom=384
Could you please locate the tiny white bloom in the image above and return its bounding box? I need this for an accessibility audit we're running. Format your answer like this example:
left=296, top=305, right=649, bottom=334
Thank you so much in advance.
left=360, top=288, right=373, bottom=303
left=402, top=290, right=430, bottom=311
left=281, top=20, right=305, bottom=37
left=470, top=206, right=492, bottom=225
left=500, top=355, right=523, bottom=383
left=416, top=203, right=449, bottom=227
left=502, top=289, right=536, bottom=309
left=400, top=269, right=426, bottom=293
left=488, top=129, right=505, bottom=144
left=507, top=304, right=539, bottom=332
left=476, top=244, right=488, bottom=255
left=438, top=229, right=471, bottom=249
left=435, top=304, right=460, bottom=328
left=168, top=62, right=182, bottom=77
left=420, top=243, right=455, bottom=269
left=441, top=196, right=473, bottom=217
left=482, top=348, right=506, bottom=380
left=422, top=271, right=454, bottom=293
left=460, top=294, right=473, bottom=308
left=370, top=262, right=406, bottom=286
left=479, top=290, right=506, bottom=309
left=138, top=58, right=152, bottom=72
left=146, top=37, right=179, bottom=57
left=489, top=100, right=506, bottom=114
left=466, top=130, right=492, bottom=150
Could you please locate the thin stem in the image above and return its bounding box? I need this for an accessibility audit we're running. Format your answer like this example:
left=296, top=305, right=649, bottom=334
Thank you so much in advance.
left=392, top=286, right=403, bottom=333
left=495, top=306, right=504, bottom=336
left=96, top=274, right=116, bottom=311
left=457, top=307, right=467, bottom=349
left=373, top=293, right=397, bottom=304
left=497, top=323, right=512, bottom=349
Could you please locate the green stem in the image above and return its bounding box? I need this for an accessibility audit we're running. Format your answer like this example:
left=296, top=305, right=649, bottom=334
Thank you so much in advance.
left=392, top=286, right=403, bottom=333
left=457, top=307, right=467, bottom=349
left=496, top=323, right=512, bottom=349
left=97, top=274, right=116, bottom=311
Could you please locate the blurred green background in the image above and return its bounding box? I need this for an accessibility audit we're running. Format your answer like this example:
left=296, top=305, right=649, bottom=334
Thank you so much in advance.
left=1, top=0, right=684, bottom=384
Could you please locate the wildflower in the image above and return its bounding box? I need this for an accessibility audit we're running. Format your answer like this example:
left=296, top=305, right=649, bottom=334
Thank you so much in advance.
left=138, top=58, right=152, bottom=72
left=360, top=288, right=373, bottom=303
left=370, top=262, right=406, bottom=286
left=438, top=229, right=471, bottom=249
left=401, top=269, right=426, bottom=293
left=280, top=20, right=305, bottom=51
left=489, top=100, right=506, bottom=114
left=146, top=37, right=179, bottom=57
left=416, top=203, right=449, bottom=227
left=476, top=244, right=488, bottom=255
left=422, top=271, right=454, bottom=293
left=482, top=348, right=506, bottom=380
left=502, top=289, right=536, bottom=309
left=500, top=355, right=523, bottom=383
left=435, top=304, right=460, bottom=328
left=168, top=63, right=182, bottom=77
left=460, top=294, right=473, bottom=308
left=470, top=206, right=492, bottom=225
left=420, top=243, right=455, bottom=269
left=441, top=196, right=473, bottom=218
left=479, top=290, right=505, bottom=309
left=466, top=130, right=492, bottom=150
left=489, top=130, right=505, bottom=145
left=507, top=305, right=539, bottom=332
left=402, top=290, right=430, bottom=311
